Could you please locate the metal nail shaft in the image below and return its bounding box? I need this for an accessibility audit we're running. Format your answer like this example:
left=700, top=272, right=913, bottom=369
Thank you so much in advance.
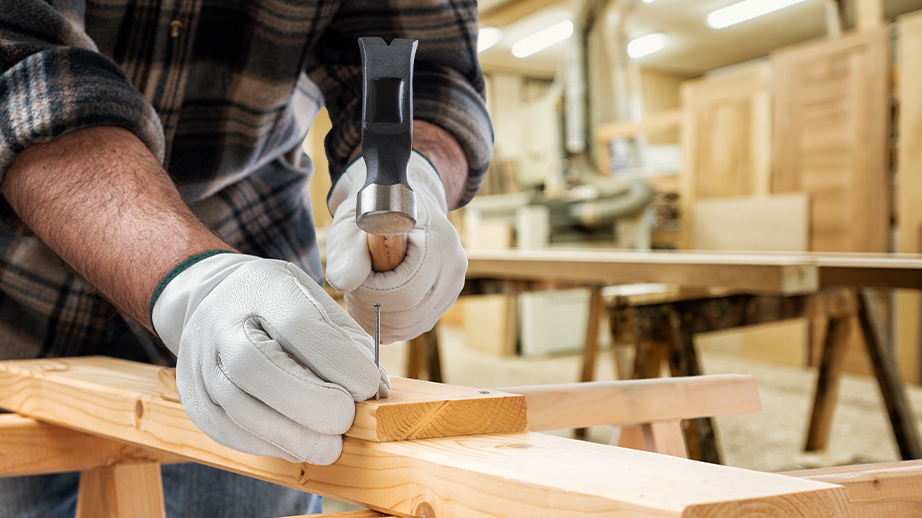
left=373, top=303, right=382, bottom=400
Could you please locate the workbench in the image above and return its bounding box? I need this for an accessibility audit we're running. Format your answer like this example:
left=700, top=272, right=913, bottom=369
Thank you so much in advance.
left=459, top=249, right=922, bottom=464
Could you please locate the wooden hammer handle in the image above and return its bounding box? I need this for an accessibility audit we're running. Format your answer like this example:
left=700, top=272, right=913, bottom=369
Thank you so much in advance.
left=367, top=234, right=408, bottom=272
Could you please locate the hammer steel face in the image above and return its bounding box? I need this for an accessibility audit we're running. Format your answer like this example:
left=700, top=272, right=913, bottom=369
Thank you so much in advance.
left=356, top=37, right=418, bottom=237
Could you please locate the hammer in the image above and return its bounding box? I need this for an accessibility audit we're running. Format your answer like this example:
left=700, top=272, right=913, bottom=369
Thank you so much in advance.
left=357, top=37, right=418, bottom=272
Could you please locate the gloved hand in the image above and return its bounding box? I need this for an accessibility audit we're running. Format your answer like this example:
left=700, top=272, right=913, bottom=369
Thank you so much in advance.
left=151, top=251, right=390, bottom=465
left=325, top=151, right=467, bottom=344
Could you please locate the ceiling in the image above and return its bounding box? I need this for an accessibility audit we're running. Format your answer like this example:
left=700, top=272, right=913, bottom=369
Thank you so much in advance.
left=476, top=0, right=922, bottom=78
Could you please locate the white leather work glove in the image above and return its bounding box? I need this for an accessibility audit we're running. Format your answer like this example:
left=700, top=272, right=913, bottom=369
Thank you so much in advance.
left=151, top=251, right=390, bottom=465
left=325, top=151, right=466, bottom=344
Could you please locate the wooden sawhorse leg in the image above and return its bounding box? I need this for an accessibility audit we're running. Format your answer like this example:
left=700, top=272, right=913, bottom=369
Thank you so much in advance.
left=805, top=289, right=922, bottom=459
left=405, top=323, right=443, bottom=383
left=76, top=461, right=165, bottom=518
left=857, top=289, right=922, bottom=459
left=666, top=306, right=722, bottom=465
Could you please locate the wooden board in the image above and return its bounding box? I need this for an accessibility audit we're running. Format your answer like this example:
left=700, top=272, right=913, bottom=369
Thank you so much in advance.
left=157, top=364, right=526, bottom=442
left=0, top=358, right=848, bottom=517
left=693, top=193, right=810, bottom=252
left=772, top=29, right=890, bottom=253
left=503, top=374, right=760, bottom=431
left=816, top=254, right=922, bottom=289
left=466, top=248, right=819, bottom=294
left=681, top=62, right=773, bottom=249
left=893, top=10, right=922, bottom=383
left=0, top=413, right=182, bottom=477
left=785, top=460, right=922, bottom=518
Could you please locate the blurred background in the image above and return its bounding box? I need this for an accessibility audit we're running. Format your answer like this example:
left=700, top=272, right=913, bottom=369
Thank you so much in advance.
left=313, top=0, right=922, bottom=510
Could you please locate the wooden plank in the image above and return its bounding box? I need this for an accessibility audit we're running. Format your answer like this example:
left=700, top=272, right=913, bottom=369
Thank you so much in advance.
left=0, top=357, right=849, bottom=518
left=772, top=29, right=890, bottom=253
left=785, top=460, right=922, bottom=518
left=0, top=413, right=182, bottom=477
left=466, top=249, right=819, bottom=294
left=681, top=62, right=773, bottom=249
left=693, top=194, right=810, bottom=252
left=289, top=512, right=391, bottom=518
left=158, top=366, right=526, bottom=442
left=893, top=10, right=922, bottom=384
left=77, top=462, right=166, bottom=518
left=503, top=374, right=760, bottom=432
left=816, top=254, right=922, bottom=289
left=648, top=420, right=688, bottom=459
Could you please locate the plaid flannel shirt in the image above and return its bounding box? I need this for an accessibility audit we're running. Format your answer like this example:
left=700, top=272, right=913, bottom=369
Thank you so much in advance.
left=0, top=0, right=492, bottom=362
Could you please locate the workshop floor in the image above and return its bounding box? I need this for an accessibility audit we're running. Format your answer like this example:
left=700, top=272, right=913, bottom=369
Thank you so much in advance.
left=322, top=325, right=922, bottom=513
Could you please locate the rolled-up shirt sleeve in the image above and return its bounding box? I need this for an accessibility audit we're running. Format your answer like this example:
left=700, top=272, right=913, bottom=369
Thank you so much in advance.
left=0, top=0, right=164, bottom=186
left=306, top=0, right=493, bottom=207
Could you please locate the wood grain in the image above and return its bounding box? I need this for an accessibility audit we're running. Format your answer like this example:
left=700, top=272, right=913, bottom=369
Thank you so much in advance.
left=77, top=461, right=166, bottom=518
left=503, top=374, right=761, bottom=432
left=0, top=357, right=848, bottom=518
left=367, top=234, right=407, bottom=272
left=158, top=367, right=527, bottom=442
left=465, top=248, right=819, bottom=294
left=0, top=413, right=182, bottom=477
left=785, top=460, right=922, bottom=518
left=772, top=29, right=890, bottom=253
left=287, top=512, right=391, bottom=518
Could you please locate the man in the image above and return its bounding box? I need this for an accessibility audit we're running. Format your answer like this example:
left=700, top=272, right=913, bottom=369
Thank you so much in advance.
left=0, top=0, right=492, bottom=516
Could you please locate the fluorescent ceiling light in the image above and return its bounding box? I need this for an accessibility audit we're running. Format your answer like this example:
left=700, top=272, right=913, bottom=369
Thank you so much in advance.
left=642, top=0, right=657, bottom=3
left=478, top=27, right=502, bottom=53
left=707, top=0, right=807, bottom=29
left=627, top=33, right=667, bottom=59
left=511, top=20, right=574, bottom=58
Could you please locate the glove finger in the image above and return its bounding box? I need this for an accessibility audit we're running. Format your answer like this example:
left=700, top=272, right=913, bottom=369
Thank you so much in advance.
left=273, top=264, right=381, bottom=400
left=325, top=204, right=373, bottom=293
left=176, top=351, right=343, bottom=464
left=288, top=264, right=375, bottom=353
left=216, top=316, right=359, bottom=434
left=201, top=363, right=345, bottom=465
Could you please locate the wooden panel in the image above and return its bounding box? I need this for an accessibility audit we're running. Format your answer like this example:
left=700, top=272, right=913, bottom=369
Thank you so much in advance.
left=785, top=460, right=922, bottom=518
left=463, top=294, right=517, bottom=356
left=503, top=374, right=761, bottom=432
left=893, top=10, right=922, bottom=384
left=681, top=63, right=773, bottom=249
left=0, top=414, right=182, bottom=477
left=0, top=357, right=849, bottom=518
left=466, top=248, right=819, bottom=294
left=158, top=366, right=527, bottom=442
left=772, top=29, right=890, bottom=253
left=693, top=193, right=810, bottom=252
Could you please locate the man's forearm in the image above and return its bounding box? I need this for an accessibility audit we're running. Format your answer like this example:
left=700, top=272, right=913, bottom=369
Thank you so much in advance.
left=1, top=126, right=234, bottom=331
left=349, top=119, right=469, bottom=209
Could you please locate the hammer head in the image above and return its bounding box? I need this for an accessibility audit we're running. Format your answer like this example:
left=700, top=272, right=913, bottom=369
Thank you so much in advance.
left=356, top=183, right=416, bottom=236
left=357, top=37, right=418, bottom=237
